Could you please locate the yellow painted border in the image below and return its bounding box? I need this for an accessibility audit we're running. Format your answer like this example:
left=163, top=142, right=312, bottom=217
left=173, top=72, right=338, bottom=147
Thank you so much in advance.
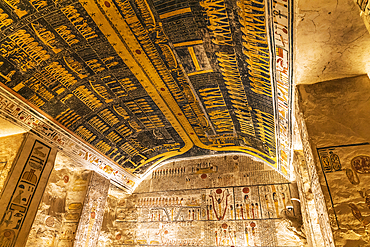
left=83, top=0, right=277, bottom=173
left=159, top=7, right=191, bottom=19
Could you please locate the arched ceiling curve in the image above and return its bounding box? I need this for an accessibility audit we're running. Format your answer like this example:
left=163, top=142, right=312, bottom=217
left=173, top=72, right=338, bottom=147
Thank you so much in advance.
left=0, top=0, right=292, bottom=178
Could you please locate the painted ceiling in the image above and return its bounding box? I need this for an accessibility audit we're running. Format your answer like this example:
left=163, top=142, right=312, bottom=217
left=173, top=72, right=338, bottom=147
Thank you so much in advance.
left=0, top=0, right=292, bottom=177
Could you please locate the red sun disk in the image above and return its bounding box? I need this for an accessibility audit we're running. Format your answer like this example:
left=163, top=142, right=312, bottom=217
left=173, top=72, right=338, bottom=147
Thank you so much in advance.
left=104, top=1, right=110, bottom=7
left=216, top=188, right=222, bottom=194
left=243, top=187, right=250, bottom=193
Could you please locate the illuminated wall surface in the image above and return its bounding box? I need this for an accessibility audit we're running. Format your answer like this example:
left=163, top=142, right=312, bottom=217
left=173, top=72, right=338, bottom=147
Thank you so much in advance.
left=98, top=155, right=305, bottom=246
left=0, top=0, right=293, bottom=177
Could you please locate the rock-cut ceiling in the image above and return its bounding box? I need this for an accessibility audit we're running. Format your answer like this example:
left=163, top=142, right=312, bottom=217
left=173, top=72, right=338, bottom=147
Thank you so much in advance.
left=0, top=0, right=292, bottom=177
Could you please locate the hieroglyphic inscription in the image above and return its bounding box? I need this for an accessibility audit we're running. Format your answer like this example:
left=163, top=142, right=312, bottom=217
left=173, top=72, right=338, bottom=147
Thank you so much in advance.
left=271, top=0, right=292, bottom=174
left=44, top=62, right=78, bottom=88
left=199, top=86, right=226, bottom=109
left=216, top=52, right=255, bottom=136
left=106, top=131, right=123, bottom=144
left=0, top=8, right=13, bottom=30
left=134, top=0, right=156, bottom=28
left=199, top=86, right=233, bottom=133
left=75, top=125, right=96, bottom=143
left=0, top=39, right=35, bottom=72
left=238, top=0, right=272, bottom=98
left=0, top=91, right=136, bottom=187
left=31, top=22, right=62, bottom=54
left=95, top=140, right=111, bottom=154
left=116, top=124, right=133, bottom=138
left=20, top=77, right=54, bottom=101
left=125, top=99, right=153, bottom=115
left=72, top=85, right=103, bottom=110
left=64, top=56, right=90, bottom=79
left=113, top=105, right=130, bottom=120
left=255, top=109, right=276, bottom=157
left=8, top=29, right=50, bottom=65
left=55, top=25, right=80, bottom=46
left=0, top=137, right=54, bottom=247
left=3, top=0, right=28, bottom=18
left=28, top=94, right=45, bottom=107
left=208, top=109, right=234, bottom=133
left=55, top=108, right=81, bottom=128
left=88, top=116, right=109, bottom=134
left=200, top=0, right=233, bottom=46
left=61, top=5, right=98, bottom=41
left=98, top=109, right=120, bottom=126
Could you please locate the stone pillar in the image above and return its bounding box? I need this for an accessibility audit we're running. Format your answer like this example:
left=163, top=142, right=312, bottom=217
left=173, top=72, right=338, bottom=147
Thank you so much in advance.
left=295, top=90, right=335, bottom=247
left=74, top=172, right=110, bottom=247
left=0, top=133, right=57, bottom=246
left=293, top=151, right=323, bottom=247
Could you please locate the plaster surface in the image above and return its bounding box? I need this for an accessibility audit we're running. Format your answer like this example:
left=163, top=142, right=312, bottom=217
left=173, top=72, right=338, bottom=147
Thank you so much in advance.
left=298, top=75, right=370, bottom=245
left=98, top=155, right=306, bottom=246
left=0, top=133, right=25, bottom=195
left=0, top=117, right=26, bottom=137
left=25, top=152, right=92, bottom=247
left=294, top=0, right=370, bottom=84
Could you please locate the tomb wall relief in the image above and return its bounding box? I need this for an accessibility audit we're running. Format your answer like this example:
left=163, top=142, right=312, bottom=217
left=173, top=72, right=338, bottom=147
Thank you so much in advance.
left=98, top=155, right=306, bottom=246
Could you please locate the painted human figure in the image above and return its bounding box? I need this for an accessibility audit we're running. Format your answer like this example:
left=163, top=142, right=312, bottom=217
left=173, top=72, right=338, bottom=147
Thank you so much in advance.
left=209, top=189, right=230, bottom=220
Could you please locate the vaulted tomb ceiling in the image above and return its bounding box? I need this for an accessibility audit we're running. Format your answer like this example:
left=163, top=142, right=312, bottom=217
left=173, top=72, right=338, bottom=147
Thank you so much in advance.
left=0, top=0, right=292, bottom=179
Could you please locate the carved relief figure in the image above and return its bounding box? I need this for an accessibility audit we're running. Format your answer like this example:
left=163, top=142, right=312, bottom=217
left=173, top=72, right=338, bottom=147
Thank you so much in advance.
left=208, top=188, right=230, bottom=220
left=352, top=155, right=370, bottom=174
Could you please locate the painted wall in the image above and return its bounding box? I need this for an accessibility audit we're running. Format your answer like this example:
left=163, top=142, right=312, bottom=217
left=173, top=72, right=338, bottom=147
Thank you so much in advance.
left=98, top=155, right=306, bottom=246
left=0, top=133, right=25, bottom=194
left=298, top=75, right=370, bottom=246
left=25, top=151, right=92, bottom=247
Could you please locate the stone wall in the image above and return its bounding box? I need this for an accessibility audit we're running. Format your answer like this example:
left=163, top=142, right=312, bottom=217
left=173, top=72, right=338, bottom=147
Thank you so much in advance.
left=25, top=152, right=92, bottom=247
left=98, top=155, right=307, bottom=246
left=0, top=133, right=26, bottom=195
left=298, top=75, right=370, bottom=246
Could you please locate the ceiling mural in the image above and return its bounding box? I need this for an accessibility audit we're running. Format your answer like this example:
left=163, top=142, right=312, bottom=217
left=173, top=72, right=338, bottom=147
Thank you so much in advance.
left=0, top=0, right=292, bottom=176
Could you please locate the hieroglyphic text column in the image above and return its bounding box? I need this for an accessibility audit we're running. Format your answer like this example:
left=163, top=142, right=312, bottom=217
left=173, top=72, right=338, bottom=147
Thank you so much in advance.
left=74, top=172, right=110, bottom=247
left=0, top=133, right=57, bottom=246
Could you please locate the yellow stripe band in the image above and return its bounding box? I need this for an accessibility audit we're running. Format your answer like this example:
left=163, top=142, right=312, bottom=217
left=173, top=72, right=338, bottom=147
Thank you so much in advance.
left=188, top=70, right=214, bottom=76
left=159, top=7, right=192, bottom=19
left=188, top=47, right=201, bottom=71
left=173, top=40, right=203, bottom=47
